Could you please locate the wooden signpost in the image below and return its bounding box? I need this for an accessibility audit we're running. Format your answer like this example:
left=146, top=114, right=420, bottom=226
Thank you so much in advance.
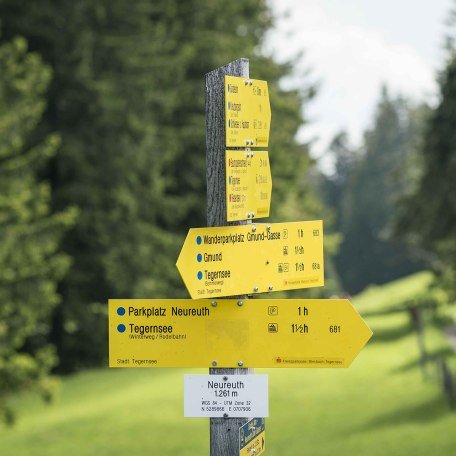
left=108, top=58, right=372, bottom=456
left=205, top=58, right=253, bottom=456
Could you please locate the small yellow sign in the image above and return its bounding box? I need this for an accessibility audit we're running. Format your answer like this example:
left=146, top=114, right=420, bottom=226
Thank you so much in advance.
left=176, top=221, right=324, bottom=299
left=226, top=150, right=272, bottom=222
left=240, top=418, right=265, bottom=456
left=225, top=76, right=271, bottom=147
left=108, top=299, right=372, bottom=368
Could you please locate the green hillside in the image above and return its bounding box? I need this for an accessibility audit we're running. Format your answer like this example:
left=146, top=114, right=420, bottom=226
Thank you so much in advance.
left=1, top=272, right=455, bottom=455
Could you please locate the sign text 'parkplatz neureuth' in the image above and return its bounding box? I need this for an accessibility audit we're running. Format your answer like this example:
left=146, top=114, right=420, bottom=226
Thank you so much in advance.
left=108, top=299, right=372, bottom=369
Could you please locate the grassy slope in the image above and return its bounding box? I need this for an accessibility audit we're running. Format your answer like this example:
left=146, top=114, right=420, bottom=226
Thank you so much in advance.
left=1, top=271, right=455, bottom=455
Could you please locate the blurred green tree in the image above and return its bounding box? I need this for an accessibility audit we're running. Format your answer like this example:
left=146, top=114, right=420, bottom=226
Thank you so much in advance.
left=396, top=54, right=456, bottom=297
left=328, top=89, right=426, bottom=293
left=0, top=0, right=321, bottom=370
left=0, top=37, right=74, bottom=424
left=320, top=131, right=356, bottom=233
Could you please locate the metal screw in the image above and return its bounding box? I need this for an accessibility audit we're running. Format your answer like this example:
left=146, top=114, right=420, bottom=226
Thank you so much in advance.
left=251, top=152, right=254, bottom=157
left=245, top=139, right=250, bottom=145
left=250, top=140, right=254, bottom=145
left=266, top=225, right=271, bottom=231
left=268, top=285, right=273, bottom=291
left=252, top=213, right=255, bottom=218
left=238, top=361, right=244, bottom=367
left=212, top=360, right=218, bottom=367
left=211, top=301, right=217, bottom=307
left=237, top=300, right=243, bottom=307
left=223, top=413, right=229, bottom=418
left=223, top=376, right=228, bottom=381
left=253, top=286, right=259, bottom=292
left=252, top=226, right=256, bottom=232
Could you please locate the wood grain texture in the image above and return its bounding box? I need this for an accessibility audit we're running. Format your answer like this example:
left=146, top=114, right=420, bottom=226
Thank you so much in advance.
left=206, top=59, right=251, bottom=456
left=206, top=58, right=249, bottom=227
left=209, top=367, right=254, bottom=456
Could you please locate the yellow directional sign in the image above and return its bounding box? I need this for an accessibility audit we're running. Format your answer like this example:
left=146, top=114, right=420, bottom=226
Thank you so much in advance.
left=226, top=150, right=272, bottom=222
left=108, top=299, right=372, bottom=368
left=225, top=76, right=271, bottom=147
left=176, top=221, right=324, bottom=299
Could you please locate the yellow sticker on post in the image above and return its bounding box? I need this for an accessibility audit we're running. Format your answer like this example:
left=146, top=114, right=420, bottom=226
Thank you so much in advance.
left=225, top=76, right=271, bottom=147
left=240, top=418, right=265, bottom=456
left=226, top=150, right=272, bottom=222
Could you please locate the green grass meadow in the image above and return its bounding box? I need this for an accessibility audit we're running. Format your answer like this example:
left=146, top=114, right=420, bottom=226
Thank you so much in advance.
left=1, top=272, right=455, bottom=455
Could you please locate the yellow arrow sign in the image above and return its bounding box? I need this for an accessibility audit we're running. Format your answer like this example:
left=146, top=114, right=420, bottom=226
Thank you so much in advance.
left=226, top=150, right=272, bottom=222
left=225, top=76, right=271, bottom=147
left=176, top=221, right=324, bottom=299
left=108, top=299, right=372, bottom=368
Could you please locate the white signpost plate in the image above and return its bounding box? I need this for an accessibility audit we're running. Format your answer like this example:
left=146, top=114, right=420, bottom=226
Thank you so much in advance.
left=184, top=374, right=268, bottom=418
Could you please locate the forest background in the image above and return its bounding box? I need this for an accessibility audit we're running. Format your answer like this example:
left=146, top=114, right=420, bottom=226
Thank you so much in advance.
left=0, top=0, right=454, bottom=436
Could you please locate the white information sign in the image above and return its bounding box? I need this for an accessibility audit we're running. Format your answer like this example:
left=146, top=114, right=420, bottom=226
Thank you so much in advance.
left=184, top=374, right=268, bottom=418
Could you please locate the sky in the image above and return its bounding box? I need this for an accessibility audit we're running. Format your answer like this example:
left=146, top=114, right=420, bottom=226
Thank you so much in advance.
left=265, top=0, right=453, bottom=172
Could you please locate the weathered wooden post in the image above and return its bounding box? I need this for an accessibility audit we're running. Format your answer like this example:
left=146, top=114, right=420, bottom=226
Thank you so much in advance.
left=206, top=58, right=251, bottom=455
left=206, top=58, right=249, bottom=227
